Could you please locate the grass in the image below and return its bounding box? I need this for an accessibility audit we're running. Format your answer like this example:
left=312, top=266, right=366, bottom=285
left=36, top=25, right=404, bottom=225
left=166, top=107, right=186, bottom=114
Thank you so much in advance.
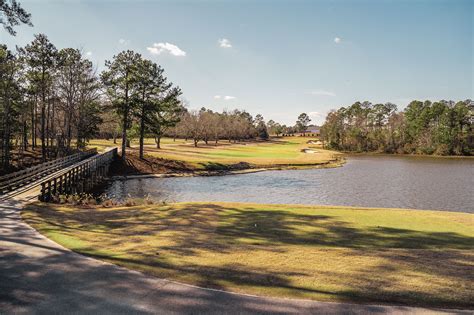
left=88, top=137, right=342, bottom=172
left=23, top=202, right=474, bottom=308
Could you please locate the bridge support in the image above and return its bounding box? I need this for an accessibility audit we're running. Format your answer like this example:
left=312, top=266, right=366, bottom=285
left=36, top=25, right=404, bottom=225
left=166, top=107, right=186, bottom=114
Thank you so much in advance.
left=39, top=148, right=117, bottom=202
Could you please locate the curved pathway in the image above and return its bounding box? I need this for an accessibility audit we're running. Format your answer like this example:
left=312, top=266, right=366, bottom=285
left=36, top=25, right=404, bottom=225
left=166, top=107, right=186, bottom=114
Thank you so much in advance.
left=0, top=192, right=468, bottom=314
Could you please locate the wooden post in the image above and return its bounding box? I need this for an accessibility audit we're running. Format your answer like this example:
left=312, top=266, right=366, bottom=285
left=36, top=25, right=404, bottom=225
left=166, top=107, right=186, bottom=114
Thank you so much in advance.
left=46, top=181, right=52, bottom=202
left=58, top=174, right=63, bottom=195
left=40, top=183, right=46, bottom=201
left=53, top=178, right=57, bottom=197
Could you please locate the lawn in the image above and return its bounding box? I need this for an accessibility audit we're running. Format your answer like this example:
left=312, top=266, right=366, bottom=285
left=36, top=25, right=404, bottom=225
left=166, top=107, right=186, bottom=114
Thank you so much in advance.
left=23, top=202, right=474, bottom=308
left=88, top=137, right=342, bottom=171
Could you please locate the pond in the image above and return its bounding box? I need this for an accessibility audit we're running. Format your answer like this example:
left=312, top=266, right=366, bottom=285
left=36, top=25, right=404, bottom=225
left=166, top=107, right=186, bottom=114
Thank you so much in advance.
left=101, top=155, right=474, bottom=213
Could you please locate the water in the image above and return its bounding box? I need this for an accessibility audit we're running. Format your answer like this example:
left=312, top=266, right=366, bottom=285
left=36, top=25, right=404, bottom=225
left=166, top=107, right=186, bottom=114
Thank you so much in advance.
left=101, top=156, right=474, bottom=213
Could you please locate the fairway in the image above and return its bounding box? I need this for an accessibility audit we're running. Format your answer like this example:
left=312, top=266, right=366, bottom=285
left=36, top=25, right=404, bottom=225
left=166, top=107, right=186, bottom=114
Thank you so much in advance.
left=23, top=202, right=474, bottom=309
left=88, top=137, right=342, bottom=171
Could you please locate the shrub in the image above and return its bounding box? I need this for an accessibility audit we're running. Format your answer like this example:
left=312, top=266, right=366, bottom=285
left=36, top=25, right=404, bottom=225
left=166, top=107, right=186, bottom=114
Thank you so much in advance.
left=434, top=144, right=451, bottom=156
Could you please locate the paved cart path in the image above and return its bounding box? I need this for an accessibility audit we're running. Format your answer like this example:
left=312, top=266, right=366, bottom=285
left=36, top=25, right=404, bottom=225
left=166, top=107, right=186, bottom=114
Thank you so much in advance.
left=0, top=174, right=470, bottom=314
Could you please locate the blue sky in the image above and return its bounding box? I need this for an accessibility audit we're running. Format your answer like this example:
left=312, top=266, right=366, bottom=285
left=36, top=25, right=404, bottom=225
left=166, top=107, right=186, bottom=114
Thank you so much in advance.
left=2, top=0, right=472, bottom=125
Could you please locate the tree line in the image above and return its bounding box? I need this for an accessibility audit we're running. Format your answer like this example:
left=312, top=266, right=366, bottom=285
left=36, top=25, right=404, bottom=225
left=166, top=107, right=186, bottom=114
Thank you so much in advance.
left=0, top=37, right=102, bottom=170
left=0, top=34, right=186, bottom=171
left=165, top=109, right=270, bottom=147
left=1, top=36, right=281, bottom=174
left=321, top=100, right=473, bottom=155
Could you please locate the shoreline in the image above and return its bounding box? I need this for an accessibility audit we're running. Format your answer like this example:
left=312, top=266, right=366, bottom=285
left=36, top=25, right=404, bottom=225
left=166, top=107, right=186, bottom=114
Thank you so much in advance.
left=341, top=151, right=474, bottom=159
left=109, top=157, right=346, bottom=180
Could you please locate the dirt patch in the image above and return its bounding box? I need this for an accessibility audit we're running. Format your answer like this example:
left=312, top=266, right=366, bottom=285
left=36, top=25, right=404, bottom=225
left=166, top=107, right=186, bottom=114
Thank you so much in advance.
left=109, top=152, right=193, bottom=176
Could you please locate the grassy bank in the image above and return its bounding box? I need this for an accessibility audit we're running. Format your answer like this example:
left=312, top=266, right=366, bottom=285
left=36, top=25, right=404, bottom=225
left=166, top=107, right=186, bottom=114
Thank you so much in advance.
left=23, top=202, right=474, bottom=308
left=88, top=137, right=343, bottom=175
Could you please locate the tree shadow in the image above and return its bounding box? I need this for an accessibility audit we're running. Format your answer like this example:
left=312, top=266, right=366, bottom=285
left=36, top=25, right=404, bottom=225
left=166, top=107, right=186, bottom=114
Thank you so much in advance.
left=4, top=201, right=404, bottom=314
left=21, top=202, right=474, bottom=309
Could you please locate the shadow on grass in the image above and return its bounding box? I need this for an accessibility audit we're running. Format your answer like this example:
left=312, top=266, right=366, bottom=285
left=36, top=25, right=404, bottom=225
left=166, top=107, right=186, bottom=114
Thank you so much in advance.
left=23, top=202, right=474, bottom=309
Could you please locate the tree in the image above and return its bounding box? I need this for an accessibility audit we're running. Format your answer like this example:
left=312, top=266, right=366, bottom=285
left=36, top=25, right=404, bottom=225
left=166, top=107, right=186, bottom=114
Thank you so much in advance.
left=56, top=48, right=84, bottom=149
left=133, top=58, right=166, bottom=158
left=0, top=0, right=32, bottom=35
left=0, top=45, right=23, bottom=169
left=254, top=114, right=268, bottom=140
left=296, top=113, right=311, bottom=135
left=186, top=110, right=205, bottom=147
left=101, top=50, right=142, bottom=159
left=24, top=34, right=57, bottom=161
left=273, top=123, right=283, bottom=136
left=321, top=99, right=473, bottom=155
left=148, top=86, right=183, bottom=149
left=75, top=58, right=102, bottom=148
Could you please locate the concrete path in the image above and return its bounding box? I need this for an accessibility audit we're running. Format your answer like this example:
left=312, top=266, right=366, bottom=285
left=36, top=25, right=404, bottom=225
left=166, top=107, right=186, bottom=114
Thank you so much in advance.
left=0, top=195, right=469, bottom=314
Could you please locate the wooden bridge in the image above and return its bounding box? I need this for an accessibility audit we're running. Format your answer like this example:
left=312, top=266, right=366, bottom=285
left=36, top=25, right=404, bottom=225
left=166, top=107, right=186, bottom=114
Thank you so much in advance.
left=39, top=148, right=117, bottom=202
left=0, top=148, right=117, bottom=202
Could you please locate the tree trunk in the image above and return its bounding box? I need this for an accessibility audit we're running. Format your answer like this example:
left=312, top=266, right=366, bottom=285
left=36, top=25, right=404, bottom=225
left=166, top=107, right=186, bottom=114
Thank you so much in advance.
left=41, top=104, right=46, bottom=161
left=121, top=111, right=128, bottom=159
left=51, top=97, right=56, bottom=156
left=122, top=82, right=129, bottom=159
left=155, top=136, right=161, bottom=149
left=31, top=98, right=36, bottom=149
left=194, top=139, right=198, bottom=147
left=46, top=98, right=51, bottom=158
left=139, top=113, right=145, bottom=159
left=2, top=92, right=11, bottom=169
left=23, top=121, right=28, bottom=151
left=66, top=111, right=72, bottom=150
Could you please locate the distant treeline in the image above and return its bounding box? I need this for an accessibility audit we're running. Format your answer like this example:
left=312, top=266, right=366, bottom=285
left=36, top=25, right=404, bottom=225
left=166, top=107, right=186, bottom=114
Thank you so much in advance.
left=165, top=109, right=269, bottom=147
left=321, top=100, right=473, bottom=156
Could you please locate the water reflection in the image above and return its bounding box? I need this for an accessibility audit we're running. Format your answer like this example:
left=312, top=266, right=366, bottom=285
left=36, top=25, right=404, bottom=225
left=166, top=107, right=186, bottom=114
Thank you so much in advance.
left=102, top=156, right=474, bottom=213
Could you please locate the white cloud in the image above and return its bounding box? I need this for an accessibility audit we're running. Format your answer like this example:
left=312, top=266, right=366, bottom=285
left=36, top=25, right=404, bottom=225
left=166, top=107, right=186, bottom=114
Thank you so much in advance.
left=214, top=95, right=236, bottom=101
left=85, top=51, right=92, bottom=56
left=334, top=37, right=341, bottom=44
left=147, top=42, right=187, bottom=57
left=308, top=89, right=336, bottom=97
left=218, top=38, right=232, bottom=48
left=118, top=38, right=130, bottom=45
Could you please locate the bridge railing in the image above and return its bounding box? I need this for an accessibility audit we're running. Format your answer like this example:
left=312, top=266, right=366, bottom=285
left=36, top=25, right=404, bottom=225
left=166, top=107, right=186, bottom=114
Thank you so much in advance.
left=0, top=149, right=97, bottom=194
left=39, top=148, right=117, bottom=202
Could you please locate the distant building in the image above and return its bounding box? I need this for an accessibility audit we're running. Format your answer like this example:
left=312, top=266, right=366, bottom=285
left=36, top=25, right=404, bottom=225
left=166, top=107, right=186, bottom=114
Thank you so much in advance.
left=302, top=126, right=320, bottom=137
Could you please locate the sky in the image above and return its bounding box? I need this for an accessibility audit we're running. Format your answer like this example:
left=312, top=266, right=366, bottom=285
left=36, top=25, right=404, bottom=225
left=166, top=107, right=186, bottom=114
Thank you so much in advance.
left=2, top=0, right=473, bottom=125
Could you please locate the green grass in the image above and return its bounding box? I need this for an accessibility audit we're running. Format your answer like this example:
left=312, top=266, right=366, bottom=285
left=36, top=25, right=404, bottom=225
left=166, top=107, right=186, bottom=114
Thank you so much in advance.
left=23, top=202, right=474, bottom=308
left=88, top=137, right=342, bottom=170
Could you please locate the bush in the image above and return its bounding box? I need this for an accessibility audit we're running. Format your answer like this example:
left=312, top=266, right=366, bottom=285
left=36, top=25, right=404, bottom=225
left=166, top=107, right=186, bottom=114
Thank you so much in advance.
left=434, top=144, right=451, bottom=156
